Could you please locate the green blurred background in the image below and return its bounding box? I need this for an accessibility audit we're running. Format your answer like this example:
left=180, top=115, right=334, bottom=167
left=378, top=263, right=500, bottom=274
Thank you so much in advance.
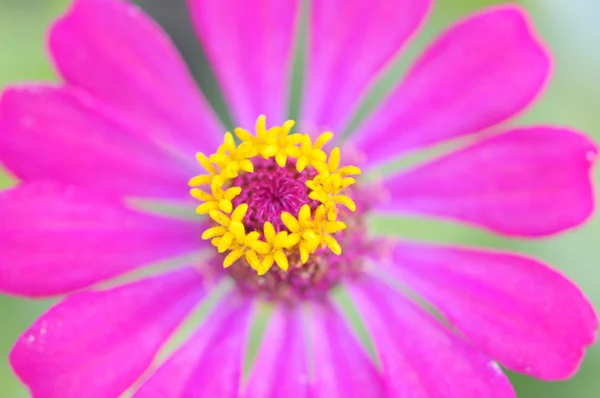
left=1, top=0, right=599, bottom=396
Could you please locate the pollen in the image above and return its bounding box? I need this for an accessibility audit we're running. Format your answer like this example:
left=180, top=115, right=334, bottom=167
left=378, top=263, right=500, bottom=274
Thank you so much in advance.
left=189, top=115, right=362, bottom=275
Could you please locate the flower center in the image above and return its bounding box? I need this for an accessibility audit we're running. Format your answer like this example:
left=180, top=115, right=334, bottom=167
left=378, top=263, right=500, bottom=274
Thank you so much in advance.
left=231, top=159, right=318, bottom=232
left=189, top=116, right=362, bottom=292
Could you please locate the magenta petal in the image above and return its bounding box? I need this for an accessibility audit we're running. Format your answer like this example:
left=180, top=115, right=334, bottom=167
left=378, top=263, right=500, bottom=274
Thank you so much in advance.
left=243, top=302, right=382, bottom=398
left=134, top=296, right=251, bottom=398
left=375, top=127, right=597, bottom=237
left=0, top=182, right=203, bottom=297
left=10, top=268, right=205, bottom=398
left=350, top=5, right=550, bottom=164
left=0, top=86, right=194, bottom=198
left=188, top=0, right=300, bottom=127
left=242, top=304, right=308, bottom=398
left=306, top=302, right=384, bottom=398
left=49, top=0, right=223, bottom=156
left=348, top=277, right=517, bottom=398
left=382, top=242, right=598, bottom=380
left=301, top=0, right=431, bottom=133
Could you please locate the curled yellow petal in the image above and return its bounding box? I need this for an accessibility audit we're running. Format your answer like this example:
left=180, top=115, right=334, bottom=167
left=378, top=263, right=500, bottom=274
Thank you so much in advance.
left=224, top=249, right=244, bottom=268
left=190, top=189, right=213, bottom=202
left=323, top=235, right=342, bottom=255
left=328, top=147, right=341, bottom=171
left=231, top=204, right=248, bottom=221
left=201, top=226, right=226, bottom=240
left=196, top=201, right=219, bottom=215
left=274, top=251, right=289, bottom=271
left=263, top=221, right=276, bottom=241
left=314, top=132, right=333, bottom=149
left=229, top=220, right=246, bottom=242
left=217, top=233, right=234, bottom=253
left=209, top=210, right=230, bottom=226
left=245, top=250, right=261, bottom=271
left=336, top=196, right=356, bottom=212
left=218, top=199, right=233, bottom=213
left=281, top=212, right=300, bottom=232
left=188, top=175, right=213, bottom=187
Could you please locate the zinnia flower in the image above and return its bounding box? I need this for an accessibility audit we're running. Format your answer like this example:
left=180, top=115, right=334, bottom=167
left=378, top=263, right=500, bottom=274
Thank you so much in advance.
left=0, top=0, right=597, bottom=396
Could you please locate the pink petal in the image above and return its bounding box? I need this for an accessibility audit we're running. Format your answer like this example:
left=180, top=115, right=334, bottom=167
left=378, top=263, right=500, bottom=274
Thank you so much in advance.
left=375, top=127, right=597, bottom=237
left=0, top=182, right=204, bottom=297
left=134, top=295, right=251, bottom=398
left=242, top=304, right=308, bottom=398
left=382, top=241, right=598, bottom=380
left=306, top=302, right=384, bottom=398
left=348, top=277, right=517, bottom=397
left=49, top=0, right=223, bottom=157
left=243, top=301, right=382, bottom=398
left=350, top=5, right=550, bottom=165
left=301, top=0, right=431, bottom=133
left=188, top=0, right=301, bottom=127
left=0, top=86, right=195, bottom=199
left=10, top=267, right=205, bottom=398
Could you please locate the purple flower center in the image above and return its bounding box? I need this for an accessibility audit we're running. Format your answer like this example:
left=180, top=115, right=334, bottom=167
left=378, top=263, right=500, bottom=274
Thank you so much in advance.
left=226, top=159, right=380, bottom=301
left=189, top=116, right=378, bottom=299
left=231, top=158, right=319, bottom=232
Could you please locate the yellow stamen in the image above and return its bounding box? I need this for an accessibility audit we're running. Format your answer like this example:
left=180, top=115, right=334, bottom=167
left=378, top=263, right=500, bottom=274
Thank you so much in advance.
left=189, top=115, right=361, bottom=274
left=205, top=204, right=248, bottom=251
left=281, top=204, right=347, bottom=264
left=189, top=153, right=218, bottom=187
left=258, top=221, right=298, bottom=275
left=294, top=132, right=332, bottom=172
left=210, top=132, right=257, bottom=178
left=191, top=175, right=241, bottom=214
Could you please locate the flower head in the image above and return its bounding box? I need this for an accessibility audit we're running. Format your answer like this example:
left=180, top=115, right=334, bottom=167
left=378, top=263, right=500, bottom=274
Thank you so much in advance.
left=0, top=0, right=597, bottom=397
left=190, top=115, right=360, bottom=276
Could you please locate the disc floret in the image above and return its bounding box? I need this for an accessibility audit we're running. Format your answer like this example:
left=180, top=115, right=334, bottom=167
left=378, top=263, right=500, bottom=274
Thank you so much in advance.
left=189, top=116, right=361, bottom=275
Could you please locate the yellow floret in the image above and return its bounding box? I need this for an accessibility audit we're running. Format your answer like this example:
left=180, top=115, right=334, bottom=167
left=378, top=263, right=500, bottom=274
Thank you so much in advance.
left=188, top=153, right=219, bottom=186
left=235, top=116, right=303, bottom=166
left=210, top=132, right=256, bottom=178
left=293, top=132, right=333, bottom=172
left=307, top=147, right=362, bottom=220
left=281, top=204, right=347, bottom=264
left=190, top=175, right=241, bottom=214
left=202, top=204, right=269, bottom=269
left=258, top=221, right=300, bottom=275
